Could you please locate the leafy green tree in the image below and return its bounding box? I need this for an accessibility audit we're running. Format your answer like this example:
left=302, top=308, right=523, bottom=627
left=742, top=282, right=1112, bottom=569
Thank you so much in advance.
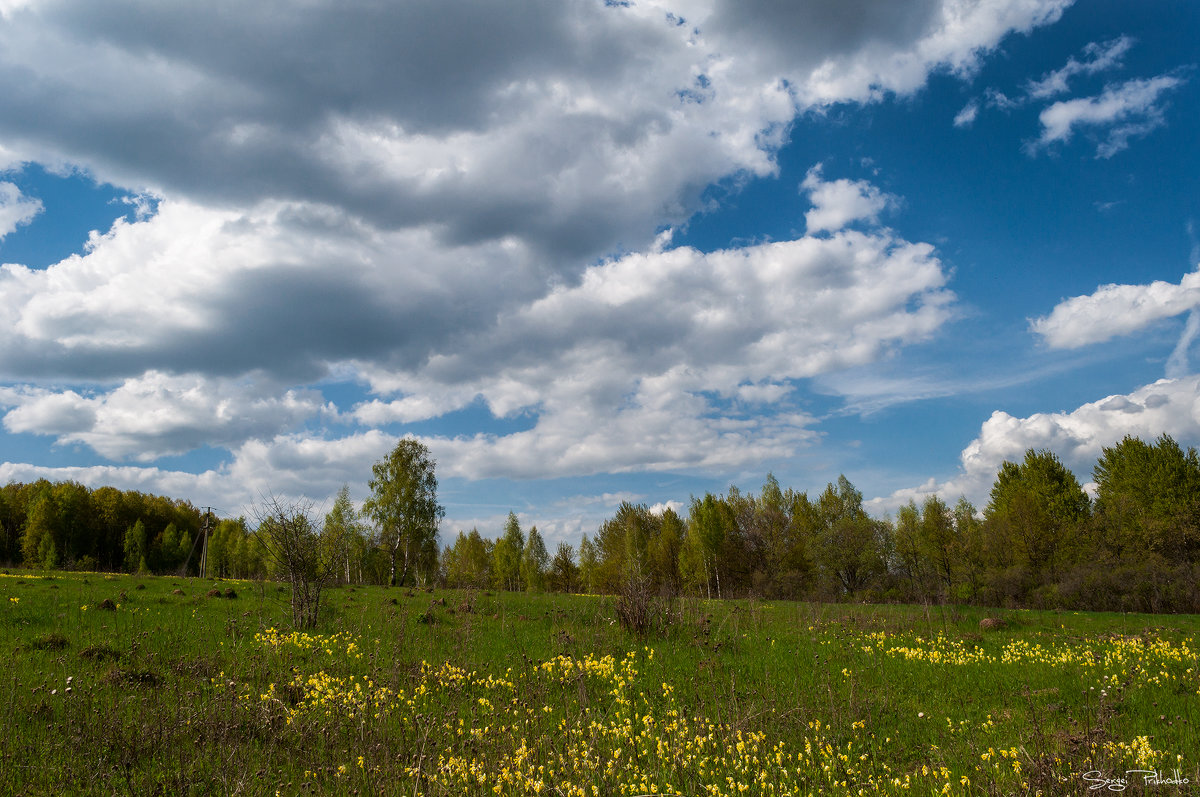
left=1093, top=434, right=1200, bottom=558
left=753, top=475, right=795, bottom=596
left=682, top=494, right=731, bottom=598
left=719, top=485, right=762, bottom=595
left=323, top=485, right=367, bottom=584
left=953, top=498, right=985, bottom=601
left=647, top=508, right=684, bottom=595
left=776, top=490, right=819, bottom=598
left=21, top=488, right=58, bottom=570
left=445, top=528, right=492, bottom=588
left=549, top=541, right=578, bottom=592
left=39, top=534, right=59, bottom=571
left=593, top=502, right=662, bottom=592
left=984, top=449, right=1090, bottom=580
left=578, top=535, right=598, bottom=593
left=363, top=439, right=444, bottom=587
left=521, top=526, right=550, bottom=592
left=493, top=512, right=525, bottom=591
left=892, top=500, right=926, bottom=598
left=123, top=519, right=149, bottom=573
left=50, top=481, right=92, bottom=567
left=919, top=495, right=957, bottom=598
left=816, top=476, right=884, bottom=595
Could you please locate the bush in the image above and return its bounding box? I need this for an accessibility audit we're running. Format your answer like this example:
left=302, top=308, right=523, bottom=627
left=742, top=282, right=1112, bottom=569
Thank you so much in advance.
left=615, top=573, right=675, bottom=636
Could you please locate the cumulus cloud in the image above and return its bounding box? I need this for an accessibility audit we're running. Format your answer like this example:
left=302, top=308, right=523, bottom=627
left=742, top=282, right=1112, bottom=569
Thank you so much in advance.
left=0, top=199, right=546, bottom=382
left=2, top=184, right=955, bottom=482
left=869, top=376, right=1200, bottom=513
left=0, top=0, right=790, bottom=262
left=0, top=0, right=1075, bottom=516
left=1030, top=267, right=1200, bottom=349
left=0, top=372, right=330, bottom=461
left=706, top=0, right=1070, bottom=105
left=0, top=0, right=1073, bottom=259
left=0, top=181, right=42, bottom=239
left=347, top=222, right=954, bottom=479
left=801, top=165, right=897, bottom=233
left=1031, top=73, right=1186, bottom=158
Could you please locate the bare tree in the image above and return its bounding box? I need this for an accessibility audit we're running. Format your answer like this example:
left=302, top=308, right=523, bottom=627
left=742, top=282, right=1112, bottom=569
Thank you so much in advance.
left=255, top=496, right=334, bottom=629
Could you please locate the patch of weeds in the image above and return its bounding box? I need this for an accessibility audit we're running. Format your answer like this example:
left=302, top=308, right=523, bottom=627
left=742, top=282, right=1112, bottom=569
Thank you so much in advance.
left=171, top=656, right=218, bottom=680
left=96, top=598, right=117, bottom=611
left=79, top=643, right=122, bottom=663
left=106, top=667, right=163, bottom=688
left=29, top=632, right=70, bottom=651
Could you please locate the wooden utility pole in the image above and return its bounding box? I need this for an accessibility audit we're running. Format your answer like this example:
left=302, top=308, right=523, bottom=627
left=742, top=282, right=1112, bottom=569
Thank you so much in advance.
left=200, top=508, right=213, bottom=579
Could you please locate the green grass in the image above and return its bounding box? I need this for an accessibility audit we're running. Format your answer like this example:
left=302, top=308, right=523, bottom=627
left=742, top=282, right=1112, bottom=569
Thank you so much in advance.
left=1, top=570, right=1197, bottom=795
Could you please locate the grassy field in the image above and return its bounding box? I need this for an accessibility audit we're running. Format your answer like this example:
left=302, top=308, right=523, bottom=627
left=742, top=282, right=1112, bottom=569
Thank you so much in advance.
left=1, top=571, right=1197, bottom=795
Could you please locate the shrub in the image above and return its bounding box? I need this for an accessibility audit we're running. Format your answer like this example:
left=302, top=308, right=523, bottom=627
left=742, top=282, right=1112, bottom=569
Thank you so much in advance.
left=615, top=572, right=675, bottom=636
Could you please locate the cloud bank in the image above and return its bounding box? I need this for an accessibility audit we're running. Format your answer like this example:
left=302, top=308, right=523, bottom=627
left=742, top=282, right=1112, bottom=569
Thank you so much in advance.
left=0, top=0, right=1076, bottom=526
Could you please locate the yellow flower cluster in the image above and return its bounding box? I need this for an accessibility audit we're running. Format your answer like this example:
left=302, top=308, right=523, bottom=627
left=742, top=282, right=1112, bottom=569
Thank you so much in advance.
left=855, top=629, right=1198, bottom=693
left=1104, top=736, right=1164, bottom=770
left=278, top=672, right=397, bottom=722
left=253, top=627, right=362, bottom=660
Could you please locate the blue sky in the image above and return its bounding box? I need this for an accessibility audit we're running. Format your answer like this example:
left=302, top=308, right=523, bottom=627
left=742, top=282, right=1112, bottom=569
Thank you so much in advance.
left=0, top=0, right=1197, bottom=546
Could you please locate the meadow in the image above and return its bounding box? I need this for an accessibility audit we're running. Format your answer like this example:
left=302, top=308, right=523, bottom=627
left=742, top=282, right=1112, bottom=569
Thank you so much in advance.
left=1, top=571, right=1197, bottom=796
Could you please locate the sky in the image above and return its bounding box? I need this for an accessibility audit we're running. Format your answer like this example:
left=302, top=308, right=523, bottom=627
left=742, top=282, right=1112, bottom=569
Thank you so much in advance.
left=0, top=0, right=1197, bottom=548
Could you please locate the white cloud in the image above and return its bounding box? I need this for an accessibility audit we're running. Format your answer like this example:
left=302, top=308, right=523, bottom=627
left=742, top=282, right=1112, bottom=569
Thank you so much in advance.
left=801, top=165, right=897, bottom=233
left=349, top=220, right=954, bottom=480
left=0, top=198, right=548, bottom=382
left=869, top=376, right=1200, bottom=513
left=1031, top=267, right=1200, bottom=349
left=1027, top=35, right=1134, bottom=99
left=1, top=178, right=956, bottom=481
left=1167, top=310, right=1200, bottom=379
left=0, top=0, right=1074, bottom=520
left=1032, top=73, right=1186, bottom=157
left=953, top=100, right=979, bottom=128
left=707, top=0, right=1071, bottom=107
left=1, top=371, right=330, bottom=461
left=0, top=181, right=42, bottom=239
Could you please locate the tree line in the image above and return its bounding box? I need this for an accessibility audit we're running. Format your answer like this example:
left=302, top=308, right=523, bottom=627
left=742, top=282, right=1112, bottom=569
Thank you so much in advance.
left=3, top=433, right=1198, bottom=612
left=440, top=434, right=1200, bottom=613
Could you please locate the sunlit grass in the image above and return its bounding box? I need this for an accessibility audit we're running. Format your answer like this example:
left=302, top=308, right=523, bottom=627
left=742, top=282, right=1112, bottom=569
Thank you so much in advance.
left=1, top=571, right=1197, bottom=794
